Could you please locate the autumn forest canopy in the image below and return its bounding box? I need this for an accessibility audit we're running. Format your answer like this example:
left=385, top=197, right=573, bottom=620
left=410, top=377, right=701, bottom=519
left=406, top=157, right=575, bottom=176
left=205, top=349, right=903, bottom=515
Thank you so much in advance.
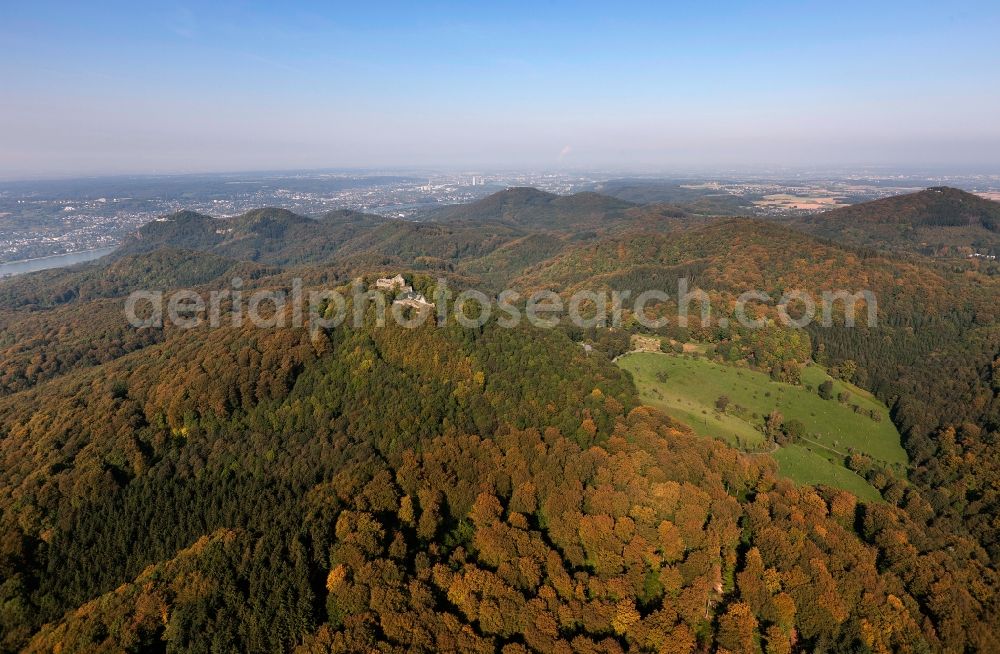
left=0, top=187, right=998, bottom=653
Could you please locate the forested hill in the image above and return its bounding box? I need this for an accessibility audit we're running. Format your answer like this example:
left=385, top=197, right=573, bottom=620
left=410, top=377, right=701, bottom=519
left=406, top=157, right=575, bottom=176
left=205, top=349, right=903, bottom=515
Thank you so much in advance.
left=0, top=191, right=998, bottom=651
left=790, top=186, right=1000, bottom=256
left=508, top=216, right=1000, bottom=559
left=120, top=207, right=391, bottom=265
left=811, top=187, right=1000, bottom=230
left=112, top=194, right=690, bottom=286
left=426, top=187, right=637, bottom=230
left=586, top=179, right=755, bottom=215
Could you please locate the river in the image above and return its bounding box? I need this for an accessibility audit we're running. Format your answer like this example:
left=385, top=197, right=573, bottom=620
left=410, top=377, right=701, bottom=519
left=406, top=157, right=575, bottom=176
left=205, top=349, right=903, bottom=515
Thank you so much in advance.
left=0, top=246, right=118, bottom=278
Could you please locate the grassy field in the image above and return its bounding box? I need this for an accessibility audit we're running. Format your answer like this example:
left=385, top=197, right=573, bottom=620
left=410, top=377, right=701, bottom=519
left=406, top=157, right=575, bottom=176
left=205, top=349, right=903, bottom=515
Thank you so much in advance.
left=772, top=445, right=882, bottom=502
left=618, top=351, right=907, bottom=499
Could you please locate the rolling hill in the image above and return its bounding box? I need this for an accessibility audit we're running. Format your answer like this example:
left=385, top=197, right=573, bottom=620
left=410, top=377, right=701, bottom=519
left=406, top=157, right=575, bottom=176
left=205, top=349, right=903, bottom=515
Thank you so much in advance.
left=790, top=186, right=1000, bottom=257
left=588, top=179, right=756, bottom=215
left=427, top=187, right=637, bottom=230
left=506, top=213, right=1000, bottom=557
left=120, top=207, right=392, bottom=266
left=118, top=206, right=533, bottom=271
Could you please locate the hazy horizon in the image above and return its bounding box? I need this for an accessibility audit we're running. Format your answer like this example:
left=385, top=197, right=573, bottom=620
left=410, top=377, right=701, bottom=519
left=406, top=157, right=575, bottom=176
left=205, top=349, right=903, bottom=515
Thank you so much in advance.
left=4, top=163, right=1000, bottom=187
left=3, top=1, right=999, bottom=179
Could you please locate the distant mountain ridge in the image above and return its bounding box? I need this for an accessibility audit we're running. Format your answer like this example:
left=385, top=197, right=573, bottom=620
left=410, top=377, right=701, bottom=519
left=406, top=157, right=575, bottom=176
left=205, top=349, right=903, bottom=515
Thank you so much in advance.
left=114, top=191, right=671, bottom=276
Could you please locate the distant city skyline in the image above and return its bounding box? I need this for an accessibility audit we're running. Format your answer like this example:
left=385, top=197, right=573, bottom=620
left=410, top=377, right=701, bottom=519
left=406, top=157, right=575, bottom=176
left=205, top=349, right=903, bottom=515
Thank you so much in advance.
left=2, top=1, right=999, bottom=179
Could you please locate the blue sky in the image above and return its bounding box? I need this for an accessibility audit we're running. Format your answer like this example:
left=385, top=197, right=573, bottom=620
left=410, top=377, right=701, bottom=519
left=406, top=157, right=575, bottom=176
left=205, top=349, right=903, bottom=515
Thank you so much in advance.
left=1, top=1, right=999, bottom=177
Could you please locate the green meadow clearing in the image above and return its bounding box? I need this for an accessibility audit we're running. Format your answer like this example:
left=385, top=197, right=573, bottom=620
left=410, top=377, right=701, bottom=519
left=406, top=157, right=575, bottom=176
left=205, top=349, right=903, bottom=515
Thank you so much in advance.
left=618, top=351, right=906, bottom=500
left=771, top=445, right=882, bottom=502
